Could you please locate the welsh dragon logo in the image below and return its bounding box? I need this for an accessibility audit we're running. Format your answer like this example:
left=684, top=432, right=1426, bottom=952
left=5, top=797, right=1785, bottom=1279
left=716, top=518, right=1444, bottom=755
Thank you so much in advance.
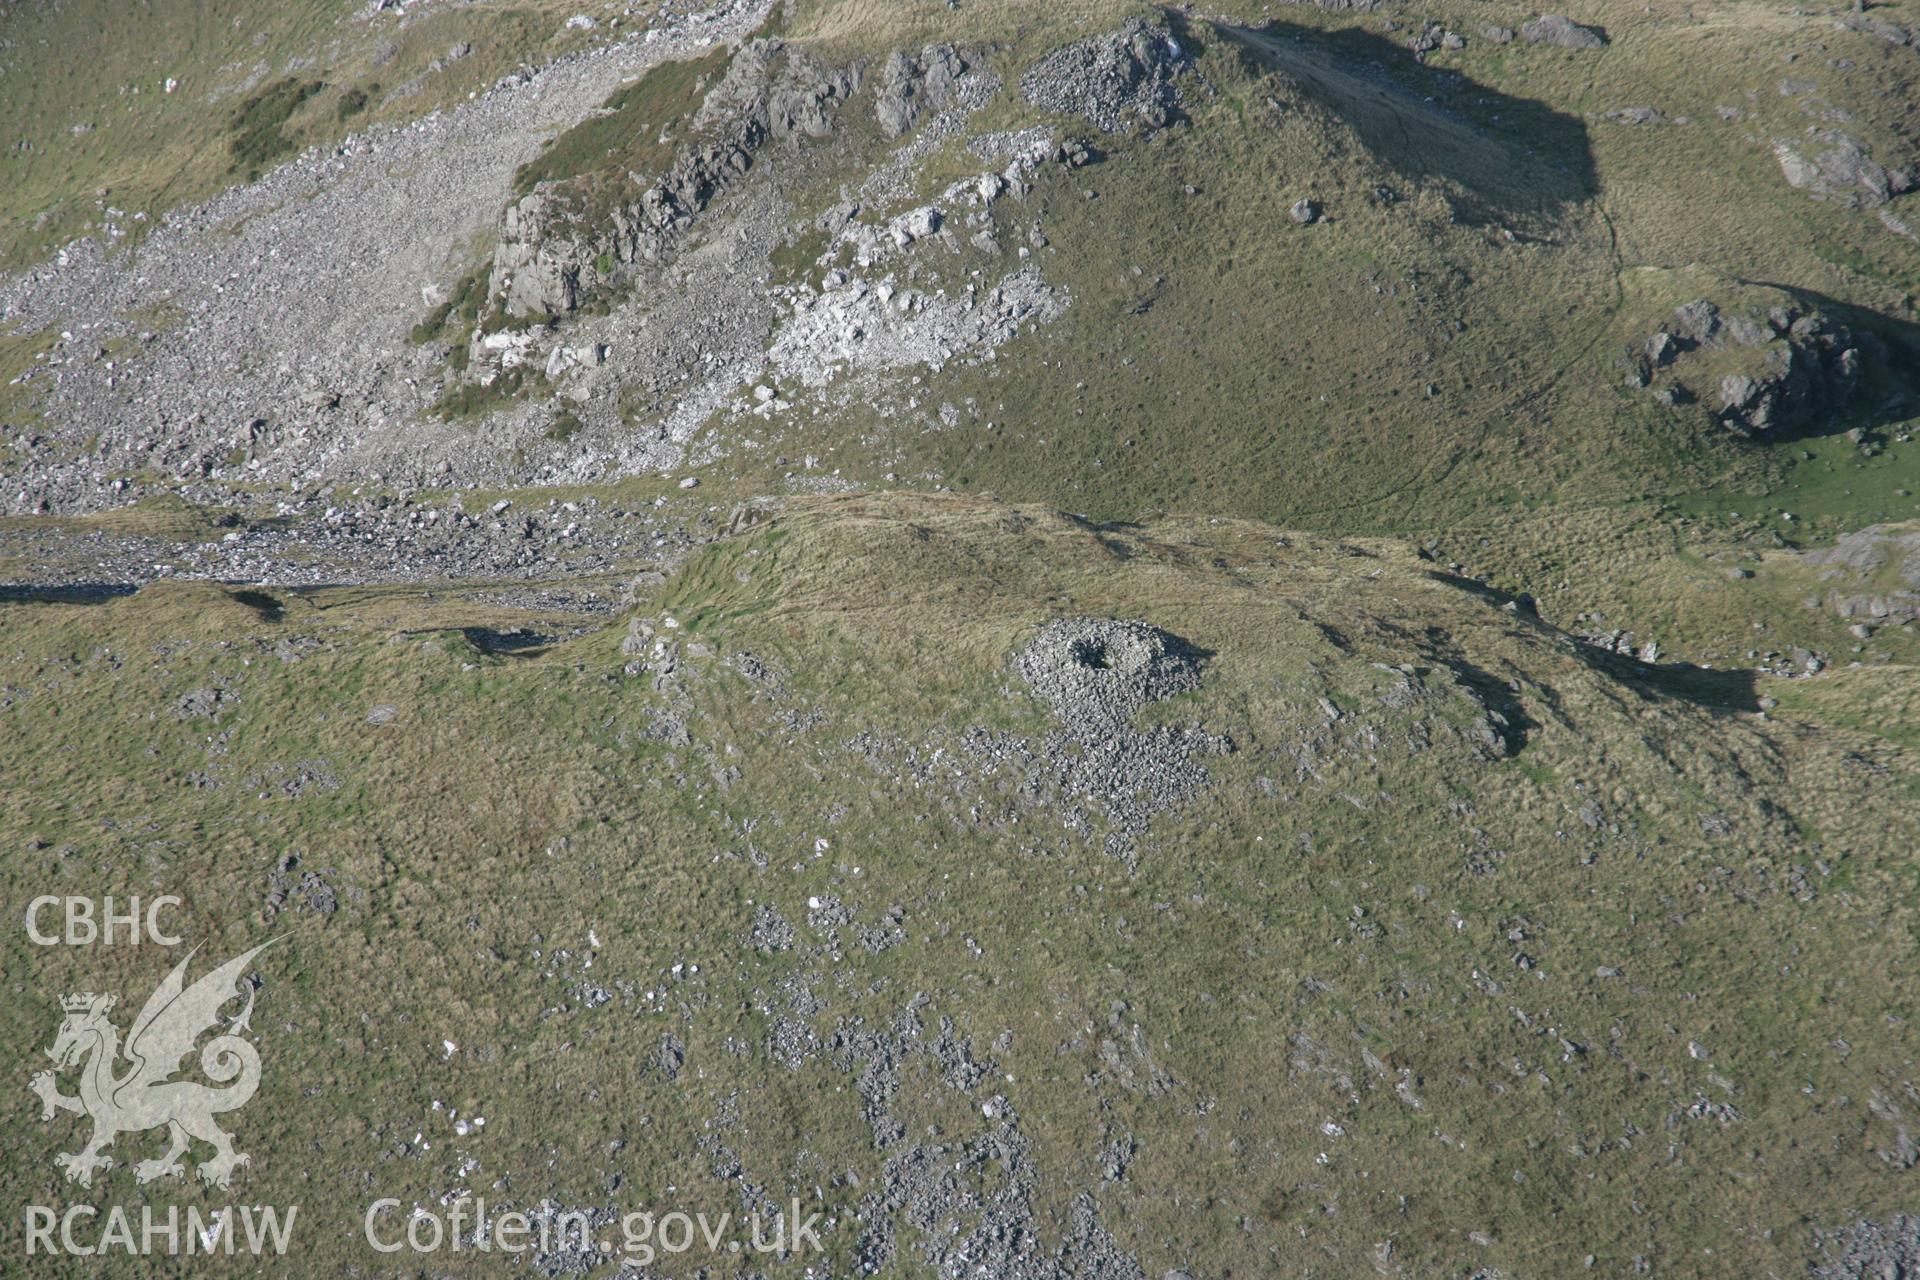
left=28, top=942, right=273, bottom=1188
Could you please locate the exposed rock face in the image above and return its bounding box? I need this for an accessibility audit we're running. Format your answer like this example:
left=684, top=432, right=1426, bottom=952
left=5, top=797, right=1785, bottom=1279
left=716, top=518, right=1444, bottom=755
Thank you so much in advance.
left=1812, top=1214, right=1920, bottom=1280
left=888, top=205, right=942, bottom=246
left=1407, top=19, right=1466, bottom=59
left=1019, top=17, right=1187, bottom=134
left=491, top=193, right=588, bottom=318
left=1607, top=105, right=1663, bottom=125
left=1808, top=523, right=1920, bottom=626
left=1774, top=130, right=1915, bottom=207
left=487, top=38, right=859, bottom=320
left=1707, top=315, right=1865, bottom=437
left=1672, top=297, right=1724, bottom=344
left=874, top=43, right=968, bottom=137
left=1629, top=295, right=1874, bottom=437
left=1841, top=11, right=1914, bottom=45
left=1520, top=14, right=1607, bottom=47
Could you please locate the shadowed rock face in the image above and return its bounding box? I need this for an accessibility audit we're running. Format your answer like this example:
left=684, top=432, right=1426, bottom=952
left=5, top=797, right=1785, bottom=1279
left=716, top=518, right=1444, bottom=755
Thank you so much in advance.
left=1625, top=293, right=1879, bottom=438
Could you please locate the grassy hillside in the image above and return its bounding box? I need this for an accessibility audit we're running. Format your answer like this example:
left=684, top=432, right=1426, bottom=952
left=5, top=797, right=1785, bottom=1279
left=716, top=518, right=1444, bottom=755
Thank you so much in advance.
left=2, top=495, right=1916, bottom=1276
left=3, top=2, right=1919, bottom=1272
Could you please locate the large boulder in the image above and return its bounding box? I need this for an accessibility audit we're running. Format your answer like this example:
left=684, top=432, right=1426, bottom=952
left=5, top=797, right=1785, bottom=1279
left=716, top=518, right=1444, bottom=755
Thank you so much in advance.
left=1773, top=130, right=1914, bottom=208
left=1521, top=14, right=1607, bottom=47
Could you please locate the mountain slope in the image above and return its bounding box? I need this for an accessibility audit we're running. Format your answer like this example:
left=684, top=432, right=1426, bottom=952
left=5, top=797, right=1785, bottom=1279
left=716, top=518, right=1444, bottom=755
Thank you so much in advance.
left=3, top=2, right=1920, bottom=1275
left=2, top=493, right=1916, bottom=1276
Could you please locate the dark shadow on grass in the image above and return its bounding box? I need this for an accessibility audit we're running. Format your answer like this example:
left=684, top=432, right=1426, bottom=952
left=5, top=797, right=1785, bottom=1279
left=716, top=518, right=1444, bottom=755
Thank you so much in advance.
left=229, top=589, right=285, bottom=622
left=1207, top=18, right=1597, bottom=217
left=462, top=626, right=555, bottom=655
left=1586, top=650, right=1762, bottom=714
left=0, top=582, right=139, bottom=605
left=1427, top=570, right=1540, bottom=615
left=1426, top=571, right=1761, bottom=715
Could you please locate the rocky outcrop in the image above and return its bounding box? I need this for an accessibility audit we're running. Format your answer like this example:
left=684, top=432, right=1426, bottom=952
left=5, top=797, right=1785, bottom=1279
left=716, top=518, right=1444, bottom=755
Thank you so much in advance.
left=486, top=38, right=859, bottom=321
left=874, top=43, right=968, bottom=137
left=1812, top=1214, right=1920, bottom=1280
left=1626, top=294, right=1877, bottom=437
left=1840, top=11, right=1914, bottom=46
left=490, top=194, right=590, bottom=318
left=1808, top=523, right=1920, bottom=627
left=1520, top=14, right=1607, bottom=48
left=1020, top=17, right=1187, bottom=134
left=1773, top=130, right=1916, bottom=208
left=1704, top=306, right=1865, bottom=437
